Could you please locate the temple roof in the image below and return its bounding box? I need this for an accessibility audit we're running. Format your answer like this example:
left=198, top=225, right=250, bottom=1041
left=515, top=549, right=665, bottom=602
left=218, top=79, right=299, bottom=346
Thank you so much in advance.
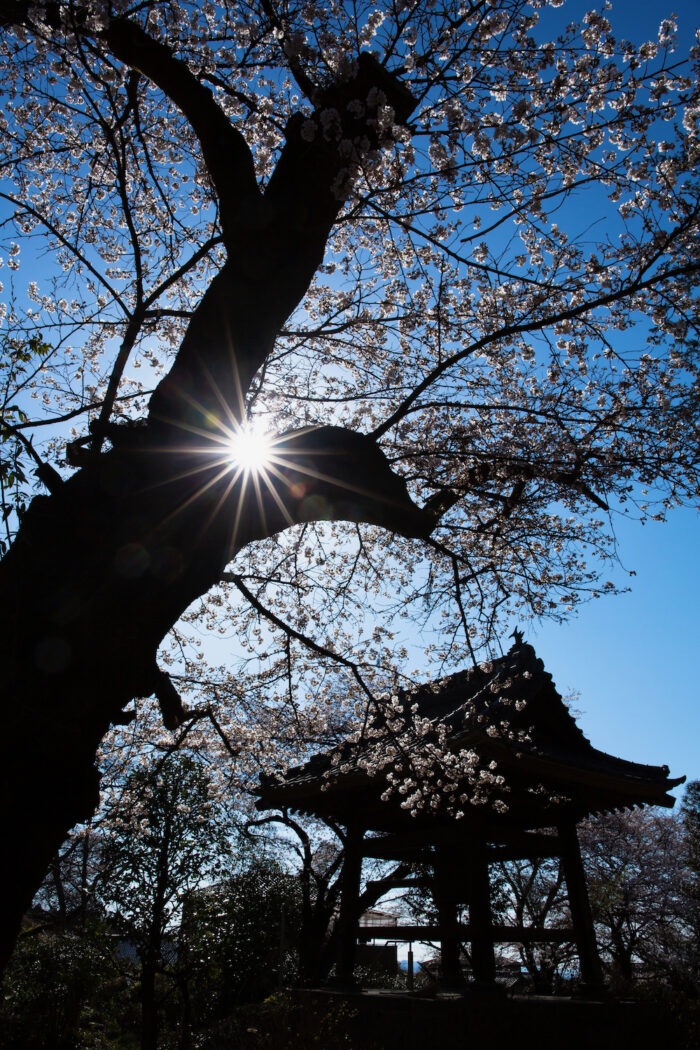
left=257, top=638, right=684, bottom=832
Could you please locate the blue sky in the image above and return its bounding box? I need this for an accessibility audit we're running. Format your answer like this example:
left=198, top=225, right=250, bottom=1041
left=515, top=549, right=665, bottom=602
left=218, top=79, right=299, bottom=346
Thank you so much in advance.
left=532, top=505, right=698, bottom=794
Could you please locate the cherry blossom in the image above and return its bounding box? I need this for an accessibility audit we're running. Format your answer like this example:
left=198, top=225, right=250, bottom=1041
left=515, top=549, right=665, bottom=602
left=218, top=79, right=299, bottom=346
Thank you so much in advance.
left=0, top=0, right=698, bottom=969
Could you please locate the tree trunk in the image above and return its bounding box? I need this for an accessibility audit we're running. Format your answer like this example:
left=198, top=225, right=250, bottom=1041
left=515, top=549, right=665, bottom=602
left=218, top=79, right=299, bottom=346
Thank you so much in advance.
left=176, top=972, right=193, bottom=1050
left=0, top=422, right=431, bottom=970
left=0, top=434, right=234, bottom=969
left=0, top=24, right=426, bottom=973
left=140, top=955, right=159, bottom=1050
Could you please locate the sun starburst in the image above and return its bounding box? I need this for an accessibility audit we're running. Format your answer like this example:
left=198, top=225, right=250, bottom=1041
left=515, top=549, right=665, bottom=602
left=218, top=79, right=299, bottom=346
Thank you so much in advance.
left=226, top=422, right=273, bottom=474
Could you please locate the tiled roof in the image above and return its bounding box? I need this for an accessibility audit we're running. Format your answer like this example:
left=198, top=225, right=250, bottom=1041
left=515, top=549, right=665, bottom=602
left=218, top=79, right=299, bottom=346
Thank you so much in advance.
left=257, top=638, right=682, bottom=810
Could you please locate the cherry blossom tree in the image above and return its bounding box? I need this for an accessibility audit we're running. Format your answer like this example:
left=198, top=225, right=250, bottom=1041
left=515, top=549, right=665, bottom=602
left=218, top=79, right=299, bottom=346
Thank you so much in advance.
left=0, top=0, right=698, bottom=970
left=495, top=856, right=575, bottom=992
left=579, top=808, right=690, bottom=990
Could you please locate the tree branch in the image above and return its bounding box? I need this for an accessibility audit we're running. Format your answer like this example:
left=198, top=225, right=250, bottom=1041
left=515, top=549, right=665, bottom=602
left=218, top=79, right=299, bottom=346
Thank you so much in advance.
left=222, top=571, right=376, bottom=705
left=371, top=260, right=700, bottom=440
left=220, top=425, right=435, bottom=554
left=104, top=17, right=260, bottom=244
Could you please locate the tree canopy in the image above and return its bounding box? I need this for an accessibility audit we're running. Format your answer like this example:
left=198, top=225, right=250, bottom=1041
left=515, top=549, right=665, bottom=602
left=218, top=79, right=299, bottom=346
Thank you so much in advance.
left=0, top=0, right=698, bottom=966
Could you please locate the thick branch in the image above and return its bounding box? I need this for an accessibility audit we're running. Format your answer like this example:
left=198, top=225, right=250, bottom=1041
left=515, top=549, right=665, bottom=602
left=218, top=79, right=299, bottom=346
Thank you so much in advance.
left=263, top=52, right=417, bottom=319
left=229, top=425, right=434, bottom=548
left=132, top=50, right=418, bottom=432
left=104, top=17, right=260, bottom=242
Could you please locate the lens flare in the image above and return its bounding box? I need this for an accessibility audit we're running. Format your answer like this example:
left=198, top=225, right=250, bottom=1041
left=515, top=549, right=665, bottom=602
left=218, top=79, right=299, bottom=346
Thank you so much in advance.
left=227, top=423, right=272, bottom=474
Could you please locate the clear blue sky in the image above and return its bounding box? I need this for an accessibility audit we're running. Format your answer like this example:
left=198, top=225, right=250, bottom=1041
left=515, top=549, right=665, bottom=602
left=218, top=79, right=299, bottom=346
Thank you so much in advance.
left=531, top=506, right=698, bottom=794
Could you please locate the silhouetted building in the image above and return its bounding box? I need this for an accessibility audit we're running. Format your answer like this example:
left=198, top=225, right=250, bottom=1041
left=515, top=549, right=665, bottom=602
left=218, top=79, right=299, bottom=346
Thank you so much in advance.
left=257, top=636, right=683, bottom=992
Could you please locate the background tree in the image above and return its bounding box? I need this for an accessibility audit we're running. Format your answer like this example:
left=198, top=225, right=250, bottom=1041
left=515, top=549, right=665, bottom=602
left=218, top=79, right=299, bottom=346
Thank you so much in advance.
left=98, top=751, right=231, bottom=1050
left=495, top=857, right=576, bottom=992
left=179, top=851, right=303, bottom=1030
left=247, top=810, right=413, bottom=985
left=0, top=924, right=128, bottom=1050
left=27, top=823, right=103, bottom=934
left=679, top=780, right=700, bottom=984
left=0, top=333, right=53, bottom=555
left=0, top=0, right=698, bottom=969
left=579, top=808, right=689, bottom=991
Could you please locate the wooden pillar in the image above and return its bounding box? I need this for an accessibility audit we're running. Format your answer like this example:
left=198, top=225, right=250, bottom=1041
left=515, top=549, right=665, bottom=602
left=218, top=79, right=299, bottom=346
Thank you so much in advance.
left=558, top=820, right=605, bottom=993
left=333, top=822, right=365, bottom=986
left=433, top=848, right=466, bottom=989
left=466, top=839, right=496, bottom=985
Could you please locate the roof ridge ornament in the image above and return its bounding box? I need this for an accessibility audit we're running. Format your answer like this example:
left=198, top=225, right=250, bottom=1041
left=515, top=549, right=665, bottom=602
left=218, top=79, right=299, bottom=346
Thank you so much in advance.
left=510, top=627, right=524, bottom=647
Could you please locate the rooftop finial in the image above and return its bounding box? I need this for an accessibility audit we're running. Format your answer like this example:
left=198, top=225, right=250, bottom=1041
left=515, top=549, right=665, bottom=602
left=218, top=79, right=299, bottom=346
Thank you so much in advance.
left=510, top=627, right=524, bottom=647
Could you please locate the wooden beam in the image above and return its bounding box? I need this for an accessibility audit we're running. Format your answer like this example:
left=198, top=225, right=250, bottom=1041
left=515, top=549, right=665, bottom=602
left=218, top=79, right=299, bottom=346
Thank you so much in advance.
left=435, top=847, right=467, bottom=989
left=333, top=823, right=365, bottom=986
left=487, top=834, right=561, bottom=862
left=466, top=840, right=495, bottom=983
left=356, top=924, right=577, bottom=943
left=362, top=835, right=433, bottom=859
left=364, top=877, right=430, bottom=891
left=362, top=829, right=561, bottom=861
left=559, top=821, right=605, bottom=991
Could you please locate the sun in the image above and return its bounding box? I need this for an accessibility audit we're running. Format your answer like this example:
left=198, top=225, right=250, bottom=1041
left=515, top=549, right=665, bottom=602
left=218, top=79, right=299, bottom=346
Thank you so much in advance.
left=226, top=422, right=273, bottom=474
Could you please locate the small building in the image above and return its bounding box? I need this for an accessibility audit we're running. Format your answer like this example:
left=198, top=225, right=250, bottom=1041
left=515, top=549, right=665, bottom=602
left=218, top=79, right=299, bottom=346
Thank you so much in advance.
left=356, top=908, right=398, bottom=975
left=257, top=635, right=683, bottom=993
left=358, top=907, right=398, bottom=939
